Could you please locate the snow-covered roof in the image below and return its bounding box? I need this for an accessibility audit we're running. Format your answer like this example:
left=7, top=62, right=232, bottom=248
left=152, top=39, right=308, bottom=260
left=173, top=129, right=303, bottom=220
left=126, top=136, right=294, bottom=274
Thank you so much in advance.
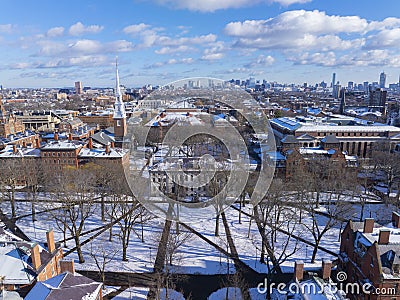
left=41, top=141, right=84, bottom=150
left=0, top=242, right=36, bottom=285
left=297, top=125, right=400, bottom=133
left=79, top=147, right=128, bottom=159
left=0, top=145, right=40, bottom=158
left=145, top=111, right=204, bottom=127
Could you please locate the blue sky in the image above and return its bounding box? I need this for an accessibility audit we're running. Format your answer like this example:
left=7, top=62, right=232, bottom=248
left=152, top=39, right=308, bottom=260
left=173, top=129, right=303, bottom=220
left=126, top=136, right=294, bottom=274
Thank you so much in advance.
left=1, top=0, right=400, bottom=88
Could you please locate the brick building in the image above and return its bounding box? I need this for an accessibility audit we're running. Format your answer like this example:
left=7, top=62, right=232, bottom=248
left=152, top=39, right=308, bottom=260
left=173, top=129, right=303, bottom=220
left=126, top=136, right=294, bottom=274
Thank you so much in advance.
left=270, top=115, right=400, bottom=158
left=338, top=213, right=400, bottom=299
left=0, top=228, right=63, bottom=292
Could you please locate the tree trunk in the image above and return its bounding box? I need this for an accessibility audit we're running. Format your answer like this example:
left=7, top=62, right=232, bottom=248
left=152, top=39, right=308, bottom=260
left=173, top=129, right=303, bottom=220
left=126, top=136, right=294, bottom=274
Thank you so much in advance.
left=122, top=239, right=128, bottom=261
left=101, top=194, right=105, bottom=222
left=109, top=217, right=113, bottom=242
left=11, top=188, right=16, bottom=218
left=311, top=240, right=320, bottom=263
left=260, top=238, right=266, bottom=264
left=239, top=198, right=242, bottom=224
left=215, top=213, right=220, bottom=236
left=31, top=199, right=36, bottom=222
left=74, top=236, right=85, bottom=263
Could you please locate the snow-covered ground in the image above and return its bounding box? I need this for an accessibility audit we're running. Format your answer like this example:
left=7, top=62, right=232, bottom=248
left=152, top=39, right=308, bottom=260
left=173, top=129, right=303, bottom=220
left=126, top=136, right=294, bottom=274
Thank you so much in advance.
left=1, top=190, right=396, bottom=299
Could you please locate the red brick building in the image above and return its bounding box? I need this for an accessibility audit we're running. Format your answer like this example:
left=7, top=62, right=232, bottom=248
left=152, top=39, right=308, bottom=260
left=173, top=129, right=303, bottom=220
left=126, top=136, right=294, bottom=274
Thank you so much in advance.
left=338, top=213, right=400, bottom=299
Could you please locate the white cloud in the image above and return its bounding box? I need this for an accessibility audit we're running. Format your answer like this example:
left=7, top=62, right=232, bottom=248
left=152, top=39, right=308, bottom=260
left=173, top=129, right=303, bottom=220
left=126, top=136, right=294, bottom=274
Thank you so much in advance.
left=0, top=24, right=14, bottom=34
left=47, top=26, right=64, bottom=38
left=287, top=49, right=400, bottom=68
left=155, top=45, right=193, bottom=54
left=201, top=53, right=224, bottom=60
left=245, top=55, right=275, bottom=68
left=152, top=0, right=311, bottom=12
left=68, top=22, right=104, bottom=36
left=144, top=57, right=194, bottom=68
left=366, top=28, right=400, bottom=49
left=123, top=23, right=151, bottom=35
left=224, top=10, right=373, bottom=53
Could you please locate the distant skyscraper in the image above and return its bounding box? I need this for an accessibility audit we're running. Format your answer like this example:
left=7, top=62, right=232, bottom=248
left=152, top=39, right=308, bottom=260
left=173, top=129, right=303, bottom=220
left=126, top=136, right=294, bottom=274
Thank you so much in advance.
left=363, top=81, right=369, bottom=93
left=379, top=71, right=386, bottom=88
left=331, top=73, right=336, bottom=88
left=74, top=81, right=83, bottom=94
left=347, top=81, right=354, bottom=90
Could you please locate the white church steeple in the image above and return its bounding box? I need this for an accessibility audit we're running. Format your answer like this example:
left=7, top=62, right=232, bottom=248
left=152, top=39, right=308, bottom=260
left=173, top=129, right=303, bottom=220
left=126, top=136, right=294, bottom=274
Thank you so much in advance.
left=113, top=57, right=126, bottom=119
left=113, top=57, right=127, bottom=143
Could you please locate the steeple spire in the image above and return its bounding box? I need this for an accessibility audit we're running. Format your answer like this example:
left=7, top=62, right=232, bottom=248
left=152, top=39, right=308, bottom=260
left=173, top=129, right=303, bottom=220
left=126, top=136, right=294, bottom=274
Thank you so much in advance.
left=113, top=56, right=126, bottom=119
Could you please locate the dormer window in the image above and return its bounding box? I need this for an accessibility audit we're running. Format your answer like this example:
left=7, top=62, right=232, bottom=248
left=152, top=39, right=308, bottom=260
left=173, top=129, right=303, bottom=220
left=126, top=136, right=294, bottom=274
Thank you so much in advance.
left=117, top=120, right=121, bottom=127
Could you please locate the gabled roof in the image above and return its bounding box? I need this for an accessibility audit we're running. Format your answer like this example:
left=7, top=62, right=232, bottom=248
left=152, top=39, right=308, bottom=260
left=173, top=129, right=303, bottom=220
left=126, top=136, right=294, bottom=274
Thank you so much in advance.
left=25, top=272, right=102, bottom=300
left=321, top=134, right=339, bottom=144
left=296, top=133, right=316, bottom=141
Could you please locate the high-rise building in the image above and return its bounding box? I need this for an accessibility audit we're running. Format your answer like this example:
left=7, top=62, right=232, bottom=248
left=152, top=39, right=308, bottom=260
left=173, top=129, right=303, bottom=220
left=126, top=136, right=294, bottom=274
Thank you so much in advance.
left=363, top=81, right=369, bottom=93
left=74, top=81, right=83, bottom=94
left=379, top=71, right=386, bottom=88
left=347, top=81, right=353, bottom=90
left=331, top=73, right=336, bottom=88
left=369, top=87, right=387, bottom=113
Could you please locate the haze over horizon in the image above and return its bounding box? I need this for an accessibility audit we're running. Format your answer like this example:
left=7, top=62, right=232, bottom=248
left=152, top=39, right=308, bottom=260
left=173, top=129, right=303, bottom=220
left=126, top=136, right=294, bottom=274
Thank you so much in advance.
left=1, top=0, right=400, bottom=88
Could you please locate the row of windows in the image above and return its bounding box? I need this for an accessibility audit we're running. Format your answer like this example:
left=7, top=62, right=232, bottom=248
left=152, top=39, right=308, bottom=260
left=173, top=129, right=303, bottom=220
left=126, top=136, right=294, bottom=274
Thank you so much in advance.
left=316, top=131, right=385, bottom=137
left=42, top=151, right=74, bottom=157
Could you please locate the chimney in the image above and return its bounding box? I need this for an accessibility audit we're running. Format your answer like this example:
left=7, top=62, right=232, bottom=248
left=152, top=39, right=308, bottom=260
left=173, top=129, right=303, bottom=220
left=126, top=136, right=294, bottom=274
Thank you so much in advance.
left=322, top=259, right=332, bottom=280
left=111, top=141, right=115, bottom=148
left=392, top=212, right=400, bottom=228
left=54, top=131, right=59, bottom=141
left=12, top=144, right=17, bottom=153
left=22, top=141, right=27, bottom=148
left=46, top=229, right=56, bottom=253
left=378, top=229, right=390, bottom=245
left=364, top=218, right=374, bottom=233
left=88, top=137, right=93, bottom=149
left=31, top=244, right=41, bottom=270
left=105, top=143, right=110, bottom=154
left=35, top=138, right=40, bottom=149
left=294, top=260, right=304, bottom=281
left=60, top=260, right=75, bottom=274
left=68, top=133, right=73, bottom=141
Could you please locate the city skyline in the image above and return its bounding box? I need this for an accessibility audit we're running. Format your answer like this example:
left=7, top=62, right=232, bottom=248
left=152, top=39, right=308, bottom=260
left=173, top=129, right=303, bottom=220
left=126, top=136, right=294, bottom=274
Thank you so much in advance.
left=1, top=0, right=400, bottom=88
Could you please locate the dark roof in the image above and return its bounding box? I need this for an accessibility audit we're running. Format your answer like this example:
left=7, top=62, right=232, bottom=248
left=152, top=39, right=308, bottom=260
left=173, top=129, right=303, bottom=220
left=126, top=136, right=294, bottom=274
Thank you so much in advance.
left=281, top=135, right=298, bottom=144
left=91, top=130, right=115, bottom=145
left=25, top=272, right=102, bottom=300
left=321, top=134, right=339, bottom=144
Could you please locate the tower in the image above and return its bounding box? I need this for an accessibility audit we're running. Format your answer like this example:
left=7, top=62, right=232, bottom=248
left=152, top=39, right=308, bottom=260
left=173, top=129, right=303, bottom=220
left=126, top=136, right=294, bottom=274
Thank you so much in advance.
left=331, top=73, right=336, bottom=88
left=74, top=81, right=83, bottom=94
left=113, top=58, right=127, bottom=145
left=379, top=71, right=386, bottom=88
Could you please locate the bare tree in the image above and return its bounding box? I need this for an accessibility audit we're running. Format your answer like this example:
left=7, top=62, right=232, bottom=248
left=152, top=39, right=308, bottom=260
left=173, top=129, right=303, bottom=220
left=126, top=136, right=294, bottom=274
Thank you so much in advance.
left=371, top=142, right=400, bottom=201
left=89, top=237, right=119, bottom=287
left=165, top=223, right=193, bottom=266
left=46, top=165, right=97, bottom=263
left=23, top=158, right=45, bottom=222
left=1, top=158, right=24, bottom=218
left=253, top=178, right=302, bottom=275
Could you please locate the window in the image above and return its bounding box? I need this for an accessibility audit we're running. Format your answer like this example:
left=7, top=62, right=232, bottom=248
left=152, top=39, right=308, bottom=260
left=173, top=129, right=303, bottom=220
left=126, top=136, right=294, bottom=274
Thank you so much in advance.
left=117, top=120, right=121, bottom=127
